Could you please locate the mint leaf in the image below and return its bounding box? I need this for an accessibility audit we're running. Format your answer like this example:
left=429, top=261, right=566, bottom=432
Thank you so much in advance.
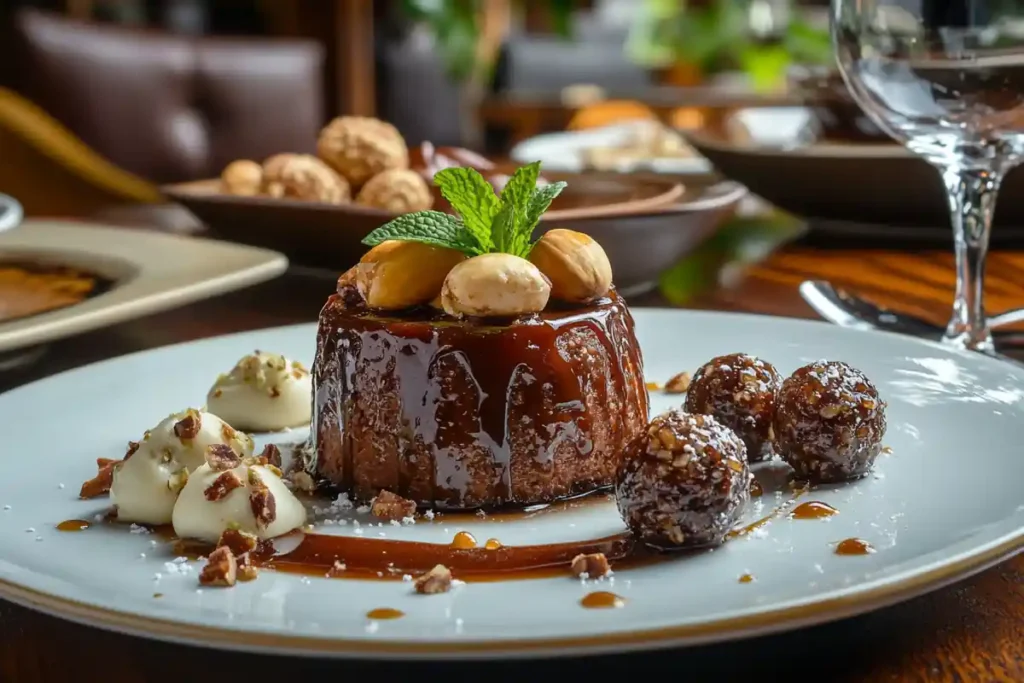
left=489, top=202, right=517, bottom=255
left=433, top=167, right=499, bottom=253
left=361, top=210, right=480, bottom=255
left=521, top=181, right=567, bottom=252
left=499, top=161, right=541, bottom=222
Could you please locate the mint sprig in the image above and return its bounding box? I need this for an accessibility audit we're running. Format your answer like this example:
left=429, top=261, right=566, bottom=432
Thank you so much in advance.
left=361, top=162, right=566, bottom=258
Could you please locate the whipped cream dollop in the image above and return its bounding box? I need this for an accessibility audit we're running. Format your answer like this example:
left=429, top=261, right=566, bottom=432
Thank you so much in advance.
left=110, top=409, right=254, bottom=525
left=171, top=450, right=307, bottom=543
left=206, top=351, right=312, bottom=432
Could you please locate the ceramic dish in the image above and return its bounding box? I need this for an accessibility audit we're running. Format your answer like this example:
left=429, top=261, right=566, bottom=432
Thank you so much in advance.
left=510, top=121, right=712, bottom=175
left=685, top=105, right=1024, bottom=230
left=0, top=194, right=23, bottom=233
left=162, top=175, right=742, bottom=296
left=1, top=311, right=1023, bottom=658
left=0, top=220, right=287, bottom=355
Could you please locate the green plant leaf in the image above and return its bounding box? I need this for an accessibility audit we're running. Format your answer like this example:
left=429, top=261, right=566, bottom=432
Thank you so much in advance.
left=520, top=181, right=568, bottom=254
left=361, top=210, right=480, bottom=255
left=489, top=202, right=517, bottom=255
left=433, top=167, right=499, bottom=252
left=497, top=161, right=541, bottom=250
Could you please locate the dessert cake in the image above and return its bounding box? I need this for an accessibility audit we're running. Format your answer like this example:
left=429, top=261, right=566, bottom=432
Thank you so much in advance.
left=308, top=162, right=649, bottom=509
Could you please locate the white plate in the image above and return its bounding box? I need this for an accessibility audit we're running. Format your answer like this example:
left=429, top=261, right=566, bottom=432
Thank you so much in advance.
left=0, top=220, right=288, bottom=353
left=510, top=122, right=712, bottom=175
left=1, top=310, right=1023, bottom=659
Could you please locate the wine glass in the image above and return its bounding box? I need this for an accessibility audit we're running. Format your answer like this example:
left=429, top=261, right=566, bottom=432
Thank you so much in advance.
left=832, top=0, right=1024, bottom=353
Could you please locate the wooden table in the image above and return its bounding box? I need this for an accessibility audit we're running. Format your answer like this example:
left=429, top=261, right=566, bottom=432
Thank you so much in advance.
left=2, top=232, right=1024, bottom=681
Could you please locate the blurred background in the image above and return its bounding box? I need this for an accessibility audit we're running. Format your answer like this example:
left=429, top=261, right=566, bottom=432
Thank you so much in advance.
left=0, top=0, right=833, bottom=215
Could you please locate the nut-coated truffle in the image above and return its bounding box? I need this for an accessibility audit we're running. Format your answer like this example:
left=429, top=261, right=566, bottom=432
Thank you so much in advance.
left=317, top=116, right=408, bottom=187
left=260, top=154, right=350, bottom=204
left=355, top=169, right=433, bottom=213
left=684, top=353, right=782, bottom=461
left=774, top=360, right=886, bottom=483
left=615, top=410, right=751, bottom=549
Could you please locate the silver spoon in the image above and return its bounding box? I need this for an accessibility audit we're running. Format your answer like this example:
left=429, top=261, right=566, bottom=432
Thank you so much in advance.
left=799, top=280, right=1024, bottom=346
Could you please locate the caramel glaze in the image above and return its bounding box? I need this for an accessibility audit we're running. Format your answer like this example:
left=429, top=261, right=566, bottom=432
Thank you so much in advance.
left=580, top=591, right=625, bottom=609
left=311, top=291, right=648, bottom=510
left=835, top=538, right=875, bottom=555
left=790, top=501, right=838, bottom=520
left=450, top=531, right=477, bottom=549
left=56, top=519, right=91, bottom=531
left=366, top=608, right=404, bottom=620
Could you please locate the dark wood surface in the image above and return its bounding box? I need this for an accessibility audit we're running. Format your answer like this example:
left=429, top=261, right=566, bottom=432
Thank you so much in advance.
left=2, top=237, right=1024, bottom=681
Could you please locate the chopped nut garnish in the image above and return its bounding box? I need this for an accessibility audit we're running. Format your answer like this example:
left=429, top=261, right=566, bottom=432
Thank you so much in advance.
left=198, top=546, right=237, bottom=587
left=259, top=443, right=282, bottom=468
left=173, top=411, right=201, bottom=440
left=217, top=527, right=258, bottom=556
left=414, top=564, right=453, bottom=594
left=124, top=441, right=140, bottom=461
left=205, top=443, right=241, bottom=471
left=167, top=468, right=189, bottom=493
left=220, top=423, right=237, bottom=443
left=571, top=553, right=611, bottom=579
left=664, top=371, right=692, bottom=394
left=289, top=470, right=316, bottom=493
left=204, top=471, right=243, bottom=501
left=269, top=386, right=281, bottom=398
left=371, top=490, right=416, bottom=521
left=236, top=553, right=259, bottom=582
left=249, top=487, right=277, bottom=527
left=327, top=560, right=347, bottom=577
left=79, top=459, right=119, bottom=499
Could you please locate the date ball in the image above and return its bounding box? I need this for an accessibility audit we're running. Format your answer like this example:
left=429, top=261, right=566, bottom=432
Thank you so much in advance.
left=615, top=410, right=751, bottom=550
left=774, top=360, right=886, bottom=483
left=685, top=353, right=782, bottom=461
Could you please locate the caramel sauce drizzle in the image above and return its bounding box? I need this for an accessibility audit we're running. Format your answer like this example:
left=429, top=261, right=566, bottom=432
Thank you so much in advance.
left=450, top=531, right=477, bottom=549
left=580, top=591, right=625, bottom=609
left=790, top=501, right=838, bottom=520
left=835, top=538, right=875, bottom=555
left=738, top=573, right=755, bottom=583
left=56, top=519, right=91, bottom=532
left=366, top=608, right=405, bottom=620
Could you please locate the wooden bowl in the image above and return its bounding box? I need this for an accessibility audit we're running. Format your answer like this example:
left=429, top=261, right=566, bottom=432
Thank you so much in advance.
left=162, top=173, right=742, bottom=296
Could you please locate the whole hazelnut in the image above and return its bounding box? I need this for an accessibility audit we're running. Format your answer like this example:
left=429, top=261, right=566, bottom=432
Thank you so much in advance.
left=529, top=229, right=613, bottom=303
left=221, top=160, right=263, bottom=196
left=356, top=241, right=466, bottom=310
left=317, top=116, right=409, bottom=187
left=261, top=154, right=350, bottom=204
left=441, top=253, right=551, bottom=318
left=356, top=169, right=434, bottom=213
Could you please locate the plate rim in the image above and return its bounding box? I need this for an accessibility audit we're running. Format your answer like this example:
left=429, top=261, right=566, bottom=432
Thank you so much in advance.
left=0, top=220, right=289, bottom=353
left=3, top=311, right=1023, bottom=659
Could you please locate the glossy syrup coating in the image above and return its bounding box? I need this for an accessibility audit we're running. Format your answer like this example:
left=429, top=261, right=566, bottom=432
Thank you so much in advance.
left=774, top=360, right=887, bottom=483
left=684, top=353, right=782, bottom=461
left=615, top=410, right=751, bottom=550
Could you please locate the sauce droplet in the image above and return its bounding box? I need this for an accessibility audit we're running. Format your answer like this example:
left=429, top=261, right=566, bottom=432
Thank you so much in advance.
left=738, top=573, right=755, bottom=583
left=450, top=531, right=477, bottom=549
left=484, top=538, right=502, bottom=550
left=153, top=593, right=164, bottom=598
left=749, top=480, right=763, bottom=497
left=366, top=607, right=405, bottom=620
left=790, top=501, right=838, bottom=520
left=881, top=446, right=893, bottom=455
left=835, top=538, right=875, bottom=555
left=56, top=519, right=90, bottom=532
left=580, top=591, right=626, bottom=609
left=645, top=381, right=662, bottom=391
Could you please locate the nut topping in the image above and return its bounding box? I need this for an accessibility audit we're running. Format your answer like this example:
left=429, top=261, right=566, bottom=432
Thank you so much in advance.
left=259, top=444, right=282, bottom=469
left=204, top=471, right=243, bottom=501
left=371, top=490, right=416, bottom=521
left=205, top=444, right=241, bottom=471
left=664, top=371, right=692, bottom=394
left=124, top=441, right=140, bottom=461
left=355, top=241, right=465, bottom=310
left=413, top=564, right=453, bottom=594
left=218, top=528, right=258, bottom=556
left=571, top=552, right=611, bottom=579
left=173, top=411, right=201, bottom=440
left=80, top=459, right=119, bottom=499
left=236, top=553, right=259, bottom=582
left=441, top=253, right=551, bottom=318
left=289, top=470, right=317, bottom=493
left=198, top=546, right=237, bottom=587
left=528, top=229, right=613, bottom=303
left=249, top=487, right=277, bottom=527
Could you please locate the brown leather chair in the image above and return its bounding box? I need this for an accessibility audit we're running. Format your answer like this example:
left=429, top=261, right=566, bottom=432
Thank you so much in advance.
left=1, top=9, right=324, bottom=216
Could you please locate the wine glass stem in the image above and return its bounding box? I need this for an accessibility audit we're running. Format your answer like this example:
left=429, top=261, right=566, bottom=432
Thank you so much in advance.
left=940, top=165, right=1000, bottom=353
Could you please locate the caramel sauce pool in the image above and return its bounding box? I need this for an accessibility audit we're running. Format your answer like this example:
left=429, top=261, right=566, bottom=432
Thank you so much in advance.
left=580, top=591, right=625, bottom=609
left=450, top=531, right=477, bottom=549
left=790, top=501, right=838, bottom=520
left=56, top=519, right=90, bottom=531
left=835, top=538, right=875, bottom=555
left=366, top=608, right=405, bottom=620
